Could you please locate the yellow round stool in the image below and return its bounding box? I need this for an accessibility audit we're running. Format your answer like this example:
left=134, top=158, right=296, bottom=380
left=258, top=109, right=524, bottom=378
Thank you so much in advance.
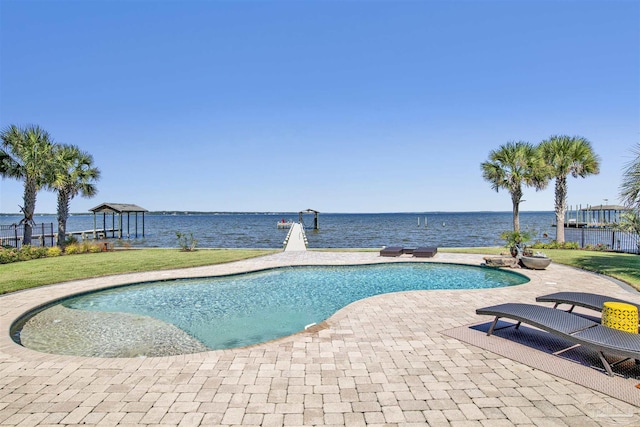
left=602, top=302, right=638, bottom=334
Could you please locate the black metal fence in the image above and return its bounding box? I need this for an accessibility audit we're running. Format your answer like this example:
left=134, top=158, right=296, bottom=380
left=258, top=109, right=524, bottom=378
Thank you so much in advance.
left=1, top=222, right=638, bottom=254
left=563, top=227, right=639, bottom=254
left=0, top=223, right=55, bottom=249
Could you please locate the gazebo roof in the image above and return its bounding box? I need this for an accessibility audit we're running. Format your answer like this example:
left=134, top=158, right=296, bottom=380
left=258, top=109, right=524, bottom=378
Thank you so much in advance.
left=90, top=203, right=148, bottom=214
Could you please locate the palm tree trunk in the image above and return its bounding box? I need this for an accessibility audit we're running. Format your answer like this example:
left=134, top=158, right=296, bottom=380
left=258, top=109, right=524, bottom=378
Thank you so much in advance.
left=21, top=179, right=37, bottom=246
left=511, top=188, right=522, bottom=232
left=57, top=191, right=70, bottom=248
left=554, top=176, right=567, bottom=243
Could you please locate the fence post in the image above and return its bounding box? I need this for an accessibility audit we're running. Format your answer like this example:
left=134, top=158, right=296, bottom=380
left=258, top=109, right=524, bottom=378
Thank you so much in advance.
left=50, top=223, right=54, bottom=247
left=14, top=226, right=18, bottom=249
left=611, top=230, right=615, bottom=251
left=581, top=228, right=585, bottom=248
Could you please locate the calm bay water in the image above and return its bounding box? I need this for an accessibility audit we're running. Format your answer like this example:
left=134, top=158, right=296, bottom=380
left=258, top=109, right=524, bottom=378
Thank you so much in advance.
left=1, top=211, right=556, bottom=249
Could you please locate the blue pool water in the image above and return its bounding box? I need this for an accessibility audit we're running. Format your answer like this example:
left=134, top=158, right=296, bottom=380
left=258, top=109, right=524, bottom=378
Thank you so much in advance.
left=61, top=263, right=528, bottom=350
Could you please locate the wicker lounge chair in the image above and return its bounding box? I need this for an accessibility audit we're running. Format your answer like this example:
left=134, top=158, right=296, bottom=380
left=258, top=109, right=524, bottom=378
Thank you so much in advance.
left=536, top=292, right=640, bottom=315
left=413, top=246, right=437, bottom=258
left=380, top=246, right=403, bottom=257
left=476, top=302, right=640, bottom=376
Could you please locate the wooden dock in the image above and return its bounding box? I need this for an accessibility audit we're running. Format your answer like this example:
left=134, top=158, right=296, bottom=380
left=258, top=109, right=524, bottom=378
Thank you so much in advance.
left=283, top=223, right=308, bottom=251
left=1, top=229, right=120, bottom=248
left=277, top=221, right=295, bottom=229
left=67, top=228, right=119, bottom=239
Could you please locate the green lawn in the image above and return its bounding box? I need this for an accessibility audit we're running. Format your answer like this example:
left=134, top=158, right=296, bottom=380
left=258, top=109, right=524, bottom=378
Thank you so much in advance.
left=1, top=247, right=638, bottom=295
left=441, top=247, right=640, bottom=289
left=0, top=249, right=277, bottom=294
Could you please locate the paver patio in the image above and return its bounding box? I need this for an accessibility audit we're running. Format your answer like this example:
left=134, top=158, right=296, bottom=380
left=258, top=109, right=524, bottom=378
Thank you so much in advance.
left=1, top=251, right=639, bottom=426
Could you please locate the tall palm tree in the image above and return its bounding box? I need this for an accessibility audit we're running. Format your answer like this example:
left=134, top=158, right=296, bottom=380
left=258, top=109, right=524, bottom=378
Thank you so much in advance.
left=481, top=141, right=549, bottom=232
left=539, top=135, right=601, bottom=243
left=619, top=143, right=640, bottom=210
left=0, top=125, right=55, bottom=245
left=50, top=144, right=100, bottom=248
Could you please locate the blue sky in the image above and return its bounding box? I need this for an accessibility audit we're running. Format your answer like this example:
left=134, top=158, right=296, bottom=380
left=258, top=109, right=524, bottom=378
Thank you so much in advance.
left=1, top=0, right=638, bottom=213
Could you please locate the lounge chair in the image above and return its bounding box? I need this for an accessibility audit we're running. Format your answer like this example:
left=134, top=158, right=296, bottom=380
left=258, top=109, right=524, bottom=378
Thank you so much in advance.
left=476, top=302, right=640, bottom=376
left=380, top=246, right=403, bottom=257
left=413, top=246, right=437, bottom=258
left=536, top=292, right=640, bottom=315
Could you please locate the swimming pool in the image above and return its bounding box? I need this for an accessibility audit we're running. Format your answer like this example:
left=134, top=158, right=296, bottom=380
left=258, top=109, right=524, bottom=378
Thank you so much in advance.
left=14, top=263, right=528, bottom=356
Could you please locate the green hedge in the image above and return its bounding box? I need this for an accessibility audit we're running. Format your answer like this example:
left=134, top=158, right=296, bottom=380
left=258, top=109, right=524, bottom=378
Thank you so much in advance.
left=0, top=243, right=103, bottom=264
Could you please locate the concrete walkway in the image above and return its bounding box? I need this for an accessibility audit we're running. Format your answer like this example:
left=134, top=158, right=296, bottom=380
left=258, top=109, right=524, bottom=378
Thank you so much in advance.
left=1, top=251, right=639, bottom=426
left=284, top=223, right=307, bottom=252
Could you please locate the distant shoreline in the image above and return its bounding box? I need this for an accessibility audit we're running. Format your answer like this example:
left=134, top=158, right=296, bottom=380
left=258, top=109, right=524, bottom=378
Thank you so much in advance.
left=1, top=210, right=556, bottom=216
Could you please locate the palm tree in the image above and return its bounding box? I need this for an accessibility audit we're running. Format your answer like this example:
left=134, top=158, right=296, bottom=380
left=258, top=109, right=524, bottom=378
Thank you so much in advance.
left=619, top=143, right=640, bottom=210
left=618, top=144, right=640, bottom=253
left=0, top=152, right=10, bottom=174
left=539, top=135, right=601, bottom=244
left=0, top=125, right=55, bottom=245
left=50, top=144, right=100, bottom=248
left=481, top=141, right=549, bottom=232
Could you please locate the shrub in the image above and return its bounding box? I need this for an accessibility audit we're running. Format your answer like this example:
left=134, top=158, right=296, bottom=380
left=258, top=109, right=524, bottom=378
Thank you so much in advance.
left=65, top=243, right=81, bottom=255
left=0, top=248, right=19, bottom=264
left=176, top=231, right=198, bottom=251
left=17, top=245, right=33, bottom=261
left=0, top=241, right=109, bottom=264
left=500, top=230, right=533, bottom=248
left=81, top=241, right=93, bottom=253
left=33, top=246, right=48, bottom=259
left=530, top=241, right=579, bottom=250
left=17, top=245, right=48, bottom=261
left=88, top=243, right=102, bottom=253
left=584, top=243, right=609, bottom=251
left=47, top=246, right=62, bottom=257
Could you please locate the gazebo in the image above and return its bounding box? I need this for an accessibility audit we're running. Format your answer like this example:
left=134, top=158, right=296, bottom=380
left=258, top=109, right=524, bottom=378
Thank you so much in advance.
left=299, top=208, right=319, bottom=230
left=89, top=203, right=148, bottom=239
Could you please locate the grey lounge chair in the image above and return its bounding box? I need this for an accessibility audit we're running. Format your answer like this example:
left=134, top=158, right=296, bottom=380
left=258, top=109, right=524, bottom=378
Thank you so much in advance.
left=413, top=246, right=437, bottom=258
left=536, top=292, right=640, bottom=316
left=476, top=303, right=640, bottom=376
left=380, top=246, right=403, bottom=257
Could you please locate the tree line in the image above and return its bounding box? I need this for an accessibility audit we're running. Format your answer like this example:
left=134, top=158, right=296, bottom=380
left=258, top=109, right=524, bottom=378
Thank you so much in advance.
left=482, top=135, right=640, bottom=244
left=0, top=124, right=100, bottom=248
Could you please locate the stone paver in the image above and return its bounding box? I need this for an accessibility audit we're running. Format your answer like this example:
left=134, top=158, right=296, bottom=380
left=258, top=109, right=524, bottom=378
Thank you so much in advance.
left=1, top=251, right=639, bottom=426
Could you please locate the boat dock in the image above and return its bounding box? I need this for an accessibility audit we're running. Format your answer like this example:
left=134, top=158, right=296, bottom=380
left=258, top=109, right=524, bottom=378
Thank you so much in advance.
left=283, top=222, right=308, bottom=251
left=67, top=228, right=120, bottom=239
left=277, top=221, right=294, bottom=229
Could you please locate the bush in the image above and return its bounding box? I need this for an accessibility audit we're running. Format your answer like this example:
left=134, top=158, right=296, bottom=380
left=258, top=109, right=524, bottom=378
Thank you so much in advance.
left=0, top=248, right=20, bottom=264
left=584, top=243, right=609, bottom=251
left=15, top=245, right=49, bottom=261
left=530, top=241, right=579, bottom=250
left=176, top=231, right=198, bottom=252
left=0, top=241, right=108, bottom=264
left=64, top=243, right=81, bottom=255
left=0, top=245, right=51, bottom=263
left=47, top=246, right=62, bottom=257
left=88, top=243, right=102, bottom=253
left=500, top=230, right=534, bottom=248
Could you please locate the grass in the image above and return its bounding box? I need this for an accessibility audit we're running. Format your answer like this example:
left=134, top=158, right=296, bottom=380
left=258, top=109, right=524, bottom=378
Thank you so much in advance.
left=1, top=247, right=638, bottom=295
left=441, top=247, right=640, bottom=289
left=0, top=248, right=277, bottom=294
